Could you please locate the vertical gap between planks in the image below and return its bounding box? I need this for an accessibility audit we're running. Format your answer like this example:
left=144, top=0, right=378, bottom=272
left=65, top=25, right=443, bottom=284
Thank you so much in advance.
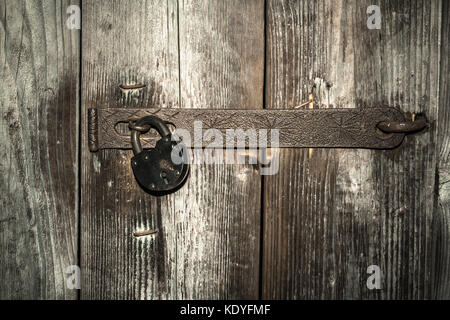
left=77, top=0, right=83, bottom=301
left=175, top=0, right=181, bottom=299
left=258, top=0, right=268, bottom=300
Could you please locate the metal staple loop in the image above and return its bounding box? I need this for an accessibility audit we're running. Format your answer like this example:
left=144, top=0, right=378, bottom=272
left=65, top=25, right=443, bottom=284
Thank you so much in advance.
left=129, top=120, right=151, bottom=133
left=376, top=118, right=428, bottom=134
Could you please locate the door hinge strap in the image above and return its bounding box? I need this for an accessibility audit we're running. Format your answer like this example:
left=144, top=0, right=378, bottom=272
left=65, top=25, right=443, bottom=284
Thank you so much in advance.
left=87, top=107, right=425, bottom=152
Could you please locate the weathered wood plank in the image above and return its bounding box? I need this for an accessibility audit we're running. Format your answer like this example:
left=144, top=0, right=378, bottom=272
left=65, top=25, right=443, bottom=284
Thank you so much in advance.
left=434, top=0, right=450, bottom=300
left=81, top=0, right=180, bottom=300
left=263, top=0, right=443, bottom=299
left=81, top=0, right=264, bottom=299
left=0, top=0, right=79, bottom=299
left=175, top=0, right=264, bottom=299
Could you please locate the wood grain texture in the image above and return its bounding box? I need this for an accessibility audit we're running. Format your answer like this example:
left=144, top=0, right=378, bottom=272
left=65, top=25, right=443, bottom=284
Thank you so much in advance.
left=81, top=0, right=180, bottom=300
left=0, top=0, right=79, bottom=299
left=176, top=0, right=264, bottom=299
left=435, top=0, right=450, bottom=300
left=263, top=0, right=444, bottom=299
left=81, top=0, right=264, bottom=299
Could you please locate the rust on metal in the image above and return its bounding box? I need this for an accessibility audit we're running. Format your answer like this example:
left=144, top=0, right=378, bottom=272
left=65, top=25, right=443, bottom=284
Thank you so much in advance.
left=88, top=107, right=411, bottom=150
left=119, top=83, right=147, bottom=91
left=128, top=120, right=151, bottom=133
left=377, top=118, right=428, bottom=134
left=295, top=93, right=315, bottom=109
left=133, top=229, right=159, bottom=238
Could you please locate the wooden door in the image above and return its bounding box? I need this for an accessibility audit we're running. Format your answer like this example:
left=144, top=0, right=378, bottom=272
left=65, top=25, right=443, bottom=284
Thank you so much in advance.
left=1, top=0, right=449, bottom=300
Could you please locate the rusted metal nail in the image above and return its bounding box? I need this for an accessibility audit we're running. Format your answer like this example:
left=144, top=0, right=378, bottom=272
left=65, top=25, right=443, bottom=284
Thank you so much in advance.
left=133, top=229, right=159, bottom=238
left=295, top=93, right=315, bottom=109
left=119, top=83, right=147, bottom=91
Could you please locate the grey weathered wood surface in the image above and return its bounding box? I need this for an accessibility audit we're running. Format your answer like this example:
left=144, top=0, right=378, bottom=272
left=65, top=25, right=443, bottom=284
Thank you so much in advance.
left=81, top=0, right=264, bottom=299
left=1, top=0, right=448, bottom=300
left=263, top=0, right=447, bottom=299
left=0, top=0, right=79, bottom=299
left=436, top=0, right=450, bottom=300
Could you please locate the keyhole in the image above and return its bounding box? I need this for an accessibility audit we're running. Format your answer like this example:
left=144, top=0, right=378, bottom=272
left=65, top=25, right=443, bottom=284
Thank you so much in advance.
left=161, top=171, right=169, bottom=185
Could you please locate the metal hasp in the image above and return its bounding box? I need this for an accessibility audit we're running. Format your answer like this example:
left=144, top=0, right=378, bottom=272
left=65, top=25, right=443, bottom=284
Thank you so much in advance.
left=88, top=107, right=427, bottom=152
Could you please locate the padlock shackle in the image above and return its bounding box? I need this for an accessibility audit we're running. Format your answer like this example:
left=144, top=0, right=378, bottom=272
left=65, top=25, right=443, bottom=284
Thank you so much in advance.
left=131, top=116, right=171, bottom=155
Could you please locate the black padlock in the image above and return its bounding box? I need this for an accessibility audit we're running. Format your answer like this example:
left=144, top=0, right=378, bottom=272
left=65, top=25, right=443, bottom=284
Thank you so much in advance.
left=130, top=116, right=190, bottom=195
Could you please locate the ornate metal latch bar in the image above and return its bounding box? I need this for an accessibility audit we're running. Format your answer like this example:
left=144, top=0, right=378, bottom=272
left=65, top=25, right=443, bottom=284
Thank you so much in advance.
left=87, top=106, right=427, bottom=152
